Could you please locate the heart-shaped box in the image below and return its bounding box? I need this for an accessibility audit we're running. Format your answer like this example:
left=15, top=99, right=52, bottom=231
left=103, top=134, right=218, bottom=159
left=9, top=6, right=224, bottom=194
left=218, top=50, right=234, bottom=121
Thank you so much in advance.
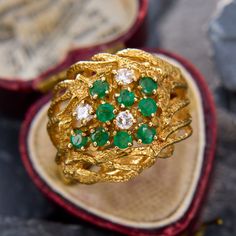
left=20, top=48, right=216, bottom=236
left=0, top=0, right=147, bottom=116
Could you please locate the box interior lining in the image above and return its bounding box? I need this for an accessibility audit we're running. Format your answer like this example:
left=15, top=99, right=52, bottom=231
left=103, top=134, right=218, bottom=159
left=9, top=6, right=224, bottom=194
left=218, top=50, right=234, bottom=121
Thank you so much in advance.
left=0, top=0, right=138, bottom=79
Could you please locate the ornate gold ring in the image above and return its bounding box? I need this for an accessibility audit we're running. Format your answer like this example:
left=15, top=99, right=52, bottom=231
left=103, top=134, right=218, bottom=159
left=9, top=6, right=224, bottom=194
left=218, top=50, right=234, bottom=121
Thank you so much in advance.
left=47, top=49, right=192, bottom=184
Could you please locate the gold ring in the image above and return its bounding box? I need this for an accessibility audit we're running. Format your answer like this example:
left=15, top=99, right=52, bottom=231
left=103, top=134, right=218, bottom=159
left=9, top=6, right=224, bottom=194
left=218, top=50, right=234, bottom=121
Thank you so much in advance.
left=47, top=49, right=192, bottom=184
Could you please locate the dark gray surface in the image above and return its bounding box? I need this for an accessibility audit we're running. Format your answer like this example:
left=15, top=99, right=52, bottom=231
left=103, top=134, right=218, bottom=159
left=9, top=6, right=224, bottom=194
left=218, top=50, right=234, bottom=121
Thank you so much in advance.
left=0, top=217, right=116, bottom=236
left=0, top=116, right=54, bottom=219
left=0, top=0, right=236, bottom=235
left=209, top=0, right=236, bottom=91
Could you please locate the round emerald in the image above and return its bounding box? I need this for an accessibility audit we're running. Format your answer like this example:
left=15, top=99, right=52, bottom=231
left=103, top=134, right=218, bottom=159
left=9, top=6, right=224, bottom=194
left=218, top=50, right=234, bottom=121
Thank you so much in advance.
left=137, top=124, right=156, bottom=144
left=91, top=127, right=109, bottom=146
left=139, top=77, right=157, bottom=95
left=89, top=80, right=109, bottom=98
left=114, top=131, right=133, bottom=149
left=70, top=130, right=88, bottom=149
left=138, top=98, right=157, bottom=117
left=117, top=90, right=135, bottom=107
left=96, top=103, right=115, bottom=122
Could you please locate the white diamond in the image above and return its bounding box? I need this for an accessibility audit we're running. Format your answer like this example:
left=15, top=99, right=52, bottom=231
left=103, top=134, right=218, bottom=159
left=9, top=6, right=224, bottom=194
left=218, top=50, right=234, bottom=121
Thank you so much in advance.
left=75, top=103, right=93, bottom=122
left=115, top=68, right=135, bottom=85
left=116, top=111, right=134, bottom=129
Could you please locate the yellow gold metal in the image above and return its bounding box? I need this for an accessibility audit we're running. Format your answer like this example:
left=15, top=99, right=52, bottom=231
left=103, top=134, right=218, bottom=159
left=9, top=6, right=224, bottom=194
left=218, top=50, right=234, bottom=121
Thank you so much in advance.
left=47, top=49, right=192, bottom=184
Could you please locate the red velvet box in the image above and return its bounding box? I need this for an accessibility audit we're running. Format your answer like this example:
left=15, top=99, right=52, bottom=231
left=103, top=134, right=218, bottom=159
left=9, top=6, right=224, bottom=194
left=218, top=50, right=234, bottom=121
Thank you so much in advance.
left=0, top=0, right=147, bottom=116
left=20, top=48, right=216, bottom=236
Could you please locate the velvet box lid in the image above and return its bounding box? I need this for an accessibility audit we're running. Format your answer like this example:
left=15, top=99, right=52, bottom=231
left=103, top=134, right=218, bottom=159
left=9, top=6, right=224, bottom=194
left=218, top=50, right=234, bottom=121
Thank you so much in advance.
left=0, top=0, right=147, bottom=116
left=20, top=48, right=217, bottom=236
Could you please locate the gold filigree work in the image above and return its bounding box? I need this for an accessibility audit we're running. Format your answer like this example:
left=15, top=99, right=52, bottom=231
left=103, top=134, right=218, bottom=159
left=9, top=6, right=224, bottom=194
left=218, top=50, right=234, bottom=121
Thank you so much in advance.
left=47, top=49, right=192, bottom=184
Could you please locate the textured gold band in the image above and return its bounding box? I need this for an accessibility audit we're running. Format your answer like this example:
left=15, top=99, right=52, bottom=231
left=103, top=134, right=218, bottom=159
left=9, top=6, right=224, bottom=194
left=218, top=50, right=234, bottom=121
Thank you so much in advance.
left=47, top=49, right=192, bottom=184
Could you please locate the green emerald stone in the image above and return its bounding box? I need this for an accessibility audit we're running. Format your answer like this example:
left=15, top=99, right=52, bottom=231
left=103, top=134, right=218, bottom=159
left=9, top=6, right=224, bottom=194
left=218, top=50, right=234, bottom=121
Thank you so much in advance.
left=89, top=80, right=109, bottom=98
left=137, top=124, right=156, bottom=144
left=138, top=98, right=157, bottom=117
left=70, top=130, right=88, bottom=149
left=96, top=103, right=115, bottom=122
left=117, top=89, right=135, bottom=107
left=114, top=131, right=133, bottom=149
left=91, top=127, right=109, bottom=146
left=139, top=77, right=157, bottom=95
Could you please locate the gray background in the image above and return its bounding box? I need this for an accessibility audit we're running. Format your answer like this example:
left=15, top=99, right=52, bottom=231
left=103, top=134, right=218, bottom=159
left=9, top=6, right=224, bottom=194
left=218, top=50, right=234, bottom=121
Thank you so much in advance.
left=0, top=0, right=235, bottom=235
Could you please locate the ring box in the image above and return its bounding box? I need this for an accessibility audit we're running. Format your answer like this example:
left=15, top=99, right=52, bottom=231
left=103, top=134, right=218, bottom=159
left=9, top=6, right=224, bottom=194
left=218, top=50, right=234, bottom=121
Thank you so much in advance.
left=0, top=0, right=147, bottom=116
left=20, top=49, right=216, bottom=236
